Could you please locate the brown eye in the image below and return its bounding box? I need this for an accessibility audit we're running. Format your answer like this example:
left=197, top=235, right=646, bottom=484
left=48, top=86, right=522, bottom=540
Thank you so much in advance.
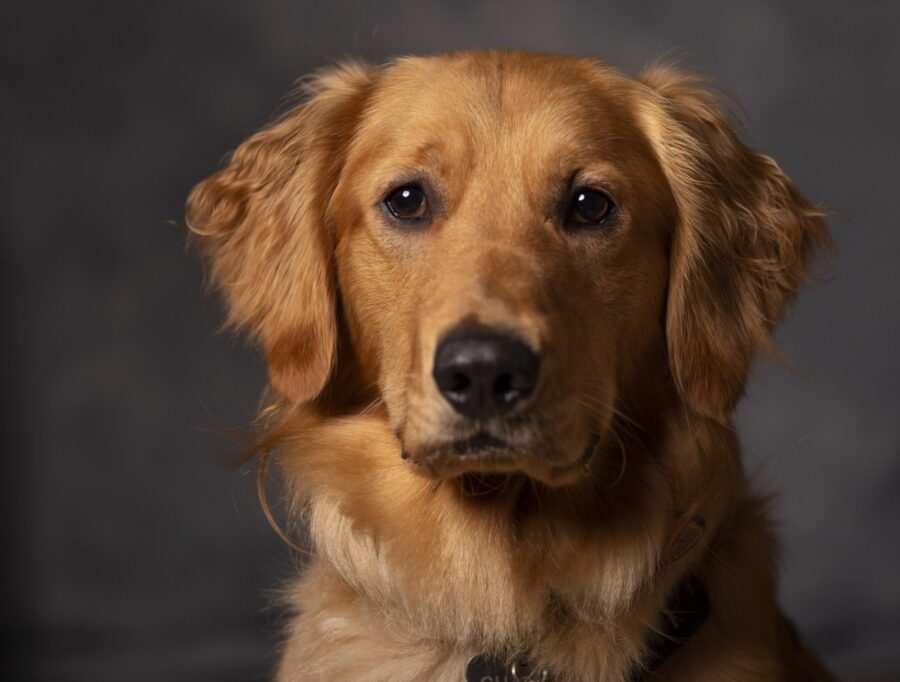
left=385, top=184, right=428, bottom=220
left=566, top=188, right=615, bottom=229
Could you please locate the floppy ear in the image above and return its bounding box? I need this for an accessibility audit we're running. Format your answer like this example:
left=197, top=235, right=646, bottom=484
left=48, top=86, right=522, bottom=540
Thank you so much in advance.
left=638, top=66, right=832, bottom=421
left=186, top=63, right=376, bottom=404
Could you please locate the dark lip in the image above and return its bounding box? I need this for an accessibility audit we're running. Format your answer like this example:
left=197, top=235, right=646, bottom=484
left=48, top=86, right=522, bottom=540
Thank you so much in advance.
left=400, top=432, right=511, bottom=462
left=447, top=432, right=508, bottom=457
left=442, top=431, right=598, bottom=463
left=407, top=429, right=600, bottom=487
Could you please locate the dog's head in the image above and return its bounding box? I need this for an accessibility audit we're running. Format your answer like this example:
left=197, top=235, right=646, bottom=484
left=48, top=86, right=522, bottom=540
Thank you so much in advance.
left=187, top=52, right=828, bottom=488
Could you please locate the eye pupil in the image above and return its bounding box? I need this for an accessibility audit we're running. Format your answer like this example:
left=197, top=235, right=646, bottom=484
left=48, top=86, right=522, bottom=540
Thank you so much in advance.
left=386, top=184, right=427, bottom=220
left=569, top=188, right=614, bottom=228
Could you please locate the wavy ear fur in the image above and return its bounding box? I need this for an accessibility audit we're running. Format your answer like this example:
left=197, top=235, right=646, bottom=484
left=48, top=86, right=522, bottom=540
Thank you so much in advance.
left=638, top=66, right=832, bottom=421
left=186, top=63, right=376, bottom=404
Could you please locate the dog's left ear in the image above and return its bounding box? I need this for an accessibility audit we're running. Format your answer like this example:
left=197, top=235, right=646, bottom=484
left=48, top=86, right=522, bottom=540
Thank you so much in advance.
left=186, top=63, right=377, bottom=404
left=638, top=66, right=832, bottom=421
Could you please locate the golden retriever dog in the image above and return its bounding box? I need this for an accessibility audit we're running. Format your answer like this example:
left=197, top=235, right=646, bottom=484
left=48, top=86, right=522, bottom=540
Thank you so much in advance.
left=186, top=50, right=834, bottom=681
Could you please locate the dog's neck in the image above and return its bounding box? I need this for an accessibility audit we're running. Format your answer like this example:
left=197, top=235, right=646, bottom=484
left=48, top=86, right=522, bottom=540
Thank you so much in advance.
left=276, top=398, right=738, bottom=677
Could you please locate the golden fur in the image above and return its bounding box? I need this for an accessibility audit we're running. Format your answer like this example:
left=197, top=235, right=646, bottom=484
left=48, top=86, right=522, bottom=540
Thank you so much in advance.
left=186, top=50, right=834, bottom=680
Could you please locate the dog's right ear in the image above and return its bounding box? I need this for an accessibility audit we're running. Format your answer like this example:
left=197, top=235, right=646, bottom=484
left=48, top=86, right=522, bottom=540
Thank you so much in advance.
left=186, top=63, right=377, bottom=404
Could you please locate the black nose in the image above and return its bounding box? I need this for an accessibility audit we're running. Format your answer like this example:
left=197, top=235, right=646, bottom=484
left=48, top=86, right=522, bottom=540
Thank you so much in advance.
left=432, top=324, right=541, bottom=419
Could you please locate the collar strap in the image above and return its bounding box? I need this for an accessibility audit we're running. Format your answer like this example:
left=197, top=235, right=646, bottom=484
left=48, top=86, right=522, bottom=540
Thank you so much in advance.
left=465, top=574, right=710, bottom=682
left=628, top=574, right=710, bottom=680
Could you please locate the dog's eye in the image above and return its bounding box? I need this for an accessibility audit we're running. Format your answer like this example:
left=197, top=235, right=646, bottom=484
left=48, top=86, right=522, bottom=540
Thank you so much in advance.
left=385, top=184, right=428, bottom=220
left=566, top=188, right=615, bottom=229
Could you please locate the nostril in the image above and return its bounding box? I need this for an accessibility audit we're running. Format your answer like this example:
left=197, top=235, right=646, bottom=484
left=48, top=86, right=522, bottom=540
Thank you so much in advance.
left=448, top=372, right=470, bottom=393
left=494, top=373, right=517, bottom=403
left=495, top=373, right=512, bottom=394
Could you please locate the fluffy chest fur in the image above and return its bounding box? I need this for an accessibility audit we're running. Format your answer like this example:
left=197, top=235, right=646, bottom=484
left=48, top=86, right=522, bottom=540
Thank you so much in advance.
left=268, top=412, right=786, bottom=681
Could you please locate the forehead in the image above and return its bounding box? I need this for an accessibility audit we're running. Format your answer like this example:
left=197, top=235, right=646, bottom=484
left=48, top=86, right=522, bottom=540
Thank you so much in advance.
left=352, top=52, right=650, bottom=178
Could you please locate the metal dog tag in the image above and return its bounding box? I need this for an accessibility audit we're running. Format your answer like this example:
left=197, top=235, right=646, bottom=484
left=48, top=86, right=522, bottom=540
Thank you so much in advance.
left=465, top=654, right=550, bottom=681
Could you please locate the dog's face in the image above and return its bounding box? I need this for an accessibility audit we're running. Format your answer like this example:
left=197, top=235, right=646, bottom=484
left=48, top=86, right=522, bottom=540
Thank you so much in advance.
left=330, top=57, right=672, bottom=484
left=187, top=52, right=827, bottom=488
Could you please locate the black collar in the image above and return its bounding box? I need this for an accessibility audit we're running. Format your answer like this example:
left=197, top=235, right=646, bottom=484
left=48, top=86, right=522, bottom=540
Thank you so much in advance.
left=465, top=574, right=710, bottom=682
left=628, top=574, right=710, bottom=680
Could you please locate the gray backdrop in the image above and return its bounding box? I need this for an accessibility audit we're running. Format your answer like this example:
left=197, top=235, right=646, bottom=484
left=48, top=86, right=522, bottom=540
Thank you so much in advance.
left=3, top=1, right=898, bottom=680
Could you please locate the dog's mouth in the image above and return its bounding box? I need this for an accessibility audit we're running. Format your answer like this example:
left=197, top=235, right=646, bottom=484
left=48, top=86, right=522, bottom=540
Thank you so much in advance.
left=406, top=430, right=599, bottom=488
left=449, top=432, right=510, bottom=456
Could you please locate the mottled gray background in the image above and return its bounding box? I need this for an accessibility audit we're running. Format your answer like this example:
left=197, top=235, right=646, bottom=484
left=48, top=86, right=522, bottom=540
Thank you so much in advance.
left=2, top=1, right=898, bottom=680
